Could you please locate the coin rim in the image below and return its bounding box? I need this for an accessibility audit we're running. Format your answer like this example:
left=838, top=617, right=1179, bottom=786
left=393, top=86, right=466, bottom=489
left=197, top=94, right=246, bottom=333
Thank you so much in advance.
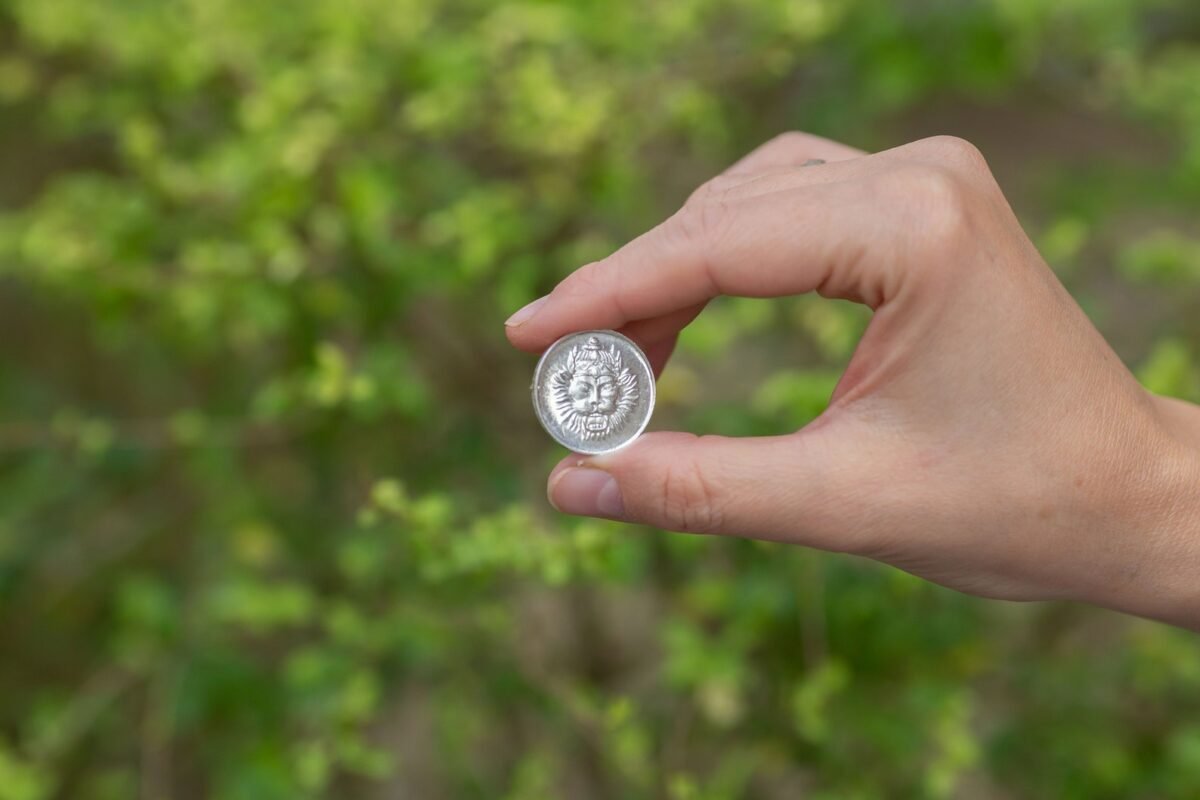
left=531, top=329, right=656, bottom=455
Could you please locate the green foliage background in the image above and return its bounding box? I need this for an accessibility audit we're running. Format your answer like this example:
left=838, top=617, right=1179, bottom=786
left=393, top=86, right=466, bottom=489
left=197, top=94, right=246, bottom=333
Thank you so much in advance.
left=0, top=0, right=1199, bottom=797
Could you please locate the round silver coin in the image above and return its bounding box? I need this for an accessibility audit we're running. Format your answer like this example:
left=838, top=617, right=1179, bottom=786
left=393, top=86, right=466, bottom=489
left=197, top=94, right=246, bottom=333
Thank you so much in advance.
left=531, top=330, right=656, bottom=455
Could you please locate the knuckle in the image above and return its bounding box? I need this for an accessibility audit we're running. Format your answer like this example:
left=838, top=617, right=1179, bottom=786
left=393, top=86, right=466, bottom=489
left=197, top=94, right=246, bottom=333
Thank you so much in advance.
left=556, top=260, right=609, bottom=298
left=917, top=134, right=989, bottom=173
left=883, top=162, right=976, bottom=258
left=767, top=130, right=812, bottom=152
left=674, top=186, right=734, bottom=249
left=684, top=174, right=736, bottom=208
left=656, top=448, right=725, bottom=534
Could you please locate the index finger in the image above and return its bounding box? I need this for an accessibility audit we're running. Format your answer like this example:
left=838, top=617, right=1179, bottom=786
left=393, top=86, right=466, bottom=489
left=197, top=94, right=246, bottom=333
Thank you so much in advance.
left=505, top=132, right=868, bottom=353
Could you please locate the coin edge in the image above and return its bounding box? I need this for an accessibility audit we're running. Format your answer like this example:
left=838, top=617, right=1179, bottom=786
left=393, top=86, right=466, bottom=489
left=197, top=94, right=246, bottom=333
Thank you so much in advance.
left=530, top=329, right=656, bottom=455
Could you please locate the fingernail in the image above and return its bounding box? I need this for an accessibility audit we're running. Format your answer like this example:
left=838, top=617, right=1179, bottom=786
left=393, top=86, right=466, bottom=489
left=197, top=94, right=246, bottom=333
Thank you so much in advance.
left=505, top=295, right=548, bottom=327
left=548, top=468, right=625, bottom=519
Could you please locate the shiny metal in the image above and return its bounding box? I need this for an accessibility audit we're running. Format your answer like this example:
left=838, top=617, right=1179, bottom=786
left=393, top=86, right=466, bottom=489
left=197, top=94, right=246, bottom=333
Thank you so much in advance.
left=531, top=330, right=655, bottom=454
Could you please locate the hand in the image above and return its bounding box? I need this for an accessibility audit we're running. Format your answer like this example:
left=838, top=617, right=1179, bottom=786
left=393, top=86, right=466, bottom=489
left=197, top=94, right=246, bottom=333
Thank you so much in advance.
left=504, top=132, right=1200, bottom=629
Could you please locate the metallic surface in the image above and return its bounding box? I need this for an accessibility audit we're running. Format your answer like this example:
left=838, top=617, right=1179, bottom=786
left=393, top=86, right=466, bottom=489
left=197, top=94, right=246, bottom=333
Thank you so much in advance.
left=531, top=330, right=656, bottom=455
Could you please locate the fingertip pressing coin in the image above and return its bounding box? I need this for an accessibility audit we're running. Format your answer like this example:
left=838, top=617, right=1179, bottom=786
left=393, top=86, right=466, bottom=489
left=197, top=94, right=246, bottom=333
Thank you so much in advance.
left=531, top=330, right=656, bottom=455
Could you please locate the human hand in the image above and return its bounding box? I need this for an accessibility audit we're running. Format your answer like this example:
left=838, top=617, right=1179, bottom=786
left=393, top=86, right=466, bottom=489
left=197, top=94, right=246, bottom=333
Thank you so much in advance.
left=505, top=132, right=1200, bottom=629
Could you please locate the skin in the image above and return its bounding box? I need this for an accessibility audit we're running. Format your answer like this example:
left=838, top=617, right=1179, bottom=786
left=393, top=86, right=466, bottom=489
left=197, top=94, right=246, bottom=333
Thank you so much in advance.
left=504, top=132, right=1200, bottom=630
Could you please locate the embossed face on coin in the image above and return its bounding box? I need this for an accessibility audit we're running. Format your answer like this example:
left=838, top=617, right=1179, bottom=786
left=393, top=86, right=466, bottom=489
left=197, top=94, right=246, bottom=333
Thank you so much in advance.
left=532, top=330, right=655, bottom=454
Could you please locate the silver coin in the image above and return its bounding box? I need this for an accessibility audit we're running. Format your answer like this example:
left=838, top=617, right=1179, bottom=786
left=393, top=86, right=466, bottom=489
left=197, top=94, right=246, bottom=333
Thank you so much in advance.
left=531, top=330, right=656, bottom=455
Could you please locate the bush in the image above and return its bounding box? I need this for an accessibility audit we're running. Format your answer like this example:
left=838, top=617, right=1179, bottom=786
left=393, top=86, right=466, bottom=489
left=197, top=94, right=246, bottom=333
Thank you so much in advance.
left=0, top=0, right=1199, bottom=797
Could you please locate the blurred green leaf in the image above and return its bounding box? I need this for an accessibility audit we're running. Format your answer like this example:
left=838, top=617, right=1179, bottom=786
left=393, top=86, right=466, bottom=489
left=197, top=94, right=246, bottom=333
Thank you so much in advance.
left=0, top=0, right=1199, bottom=797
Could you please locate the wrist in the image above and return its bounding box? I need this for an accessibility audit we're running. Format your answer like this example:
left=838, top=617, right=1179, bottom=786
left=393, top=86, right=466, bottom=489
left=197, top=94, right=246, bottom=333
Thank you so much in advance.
left=1089, top=395, right=1200, bottom=630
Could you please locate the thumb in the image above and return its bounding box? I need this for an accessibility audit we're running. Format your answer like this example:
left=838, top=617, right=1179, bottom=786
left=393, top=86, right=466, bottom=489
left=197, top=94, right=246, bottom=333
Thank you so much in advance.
left=547, top=430, right=873, bottom=551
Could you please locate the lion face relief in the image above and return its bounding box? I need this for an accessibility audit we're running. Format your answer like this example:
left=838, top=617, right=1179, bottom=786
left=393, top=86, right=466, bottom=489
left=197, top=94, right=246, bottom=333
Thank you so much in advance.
left=551, top=336, right=639, bottom=439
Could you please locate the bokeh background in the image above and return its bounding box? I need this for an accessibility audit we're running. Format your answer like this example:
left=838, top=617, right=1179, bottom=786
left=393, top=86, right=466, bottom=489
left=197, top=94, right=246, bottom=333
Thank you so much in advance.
left=1, top=1, right=1200, bottom=798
